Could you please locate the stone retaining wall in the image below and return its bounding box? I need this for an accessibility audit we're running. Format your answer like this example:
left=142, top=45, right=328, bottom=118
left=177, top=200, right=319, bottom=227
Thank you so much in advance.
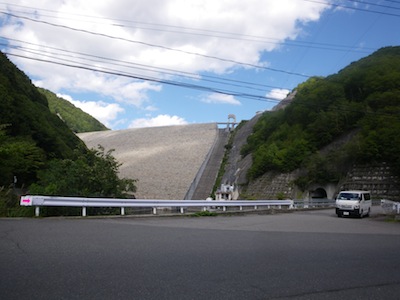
left=341, top=163, right=400, bottom=200
left=243, top=171, right=297, bottom=200
left=243, top=163, right=400, bottom=201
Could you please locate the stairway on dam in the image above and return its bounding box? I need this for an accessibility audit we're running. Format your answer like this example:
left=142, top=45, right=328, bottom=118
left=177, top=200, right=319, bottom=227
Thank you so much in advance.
left=187, top=129, right=230, bottom=200
left=78, top=123, right=220, bottom=199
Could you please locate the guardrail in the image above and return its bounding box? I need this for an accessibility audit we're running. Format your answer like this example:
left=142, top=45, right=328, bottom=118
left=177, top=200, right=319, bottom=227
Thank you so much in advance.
left=20, top=195, right=294, bottom=217
left=293, top=199, right=336, bottom=209
left=293, top=199, right=383, bottom=209
left=381, top=199, right=400, bottom=214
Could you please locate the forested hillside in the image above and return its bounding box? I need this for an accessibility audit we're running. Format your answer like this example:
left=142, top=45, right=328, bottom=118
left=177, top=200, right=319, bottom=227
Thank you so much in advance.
left=38, top=88, right=109, bottom=133
left=0, top=52, right=86, bottom=186
left=242, top=46, right=400, bottom=187
left=0, top=52, right=135, bottom=216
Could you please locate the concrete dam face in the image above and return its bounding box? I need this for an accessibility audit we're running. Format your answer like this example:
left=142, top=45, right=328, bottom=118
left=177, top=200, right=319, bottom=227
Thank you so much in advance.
left=78, top=123, right=220, bottom=200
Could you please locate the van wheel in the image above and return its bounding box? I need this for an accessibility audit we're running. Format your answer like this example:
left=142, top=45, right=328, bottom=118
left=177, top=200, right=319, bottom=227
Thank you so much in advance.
left=365, top=208, right=370, bottom=218
left=359, top=210, right=364, bottom=218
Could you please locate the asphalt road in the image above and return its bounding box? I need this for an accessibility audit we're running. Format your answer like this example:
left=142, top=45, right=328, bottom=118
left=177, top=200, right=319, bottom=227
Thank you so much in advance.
left=1, top=208, right=399, bottom=299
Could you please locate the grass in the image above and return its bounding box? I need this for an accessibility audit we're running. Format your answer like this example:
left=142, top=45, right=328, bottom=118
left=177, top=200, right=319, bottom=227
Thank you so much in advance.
left=191, top=210, right=218, bottom=217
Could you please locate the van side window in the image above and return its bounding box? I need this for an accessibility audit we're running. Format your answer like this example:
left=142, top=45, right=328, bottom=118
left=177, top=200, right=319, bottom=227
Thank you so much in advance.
left=364, top=193, right=371, bottom=200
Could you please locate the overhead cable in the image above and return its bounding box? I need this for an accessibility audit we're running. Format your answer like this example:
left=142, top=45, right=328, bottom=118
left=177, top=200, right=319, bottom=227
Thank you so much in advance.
left=0, top=37, right=291, bottom=93
left=305, top=0, right=400, bottom=17
left=0, top=11, right=311, bottom=78
left=3, top=51, right=283, bottom=103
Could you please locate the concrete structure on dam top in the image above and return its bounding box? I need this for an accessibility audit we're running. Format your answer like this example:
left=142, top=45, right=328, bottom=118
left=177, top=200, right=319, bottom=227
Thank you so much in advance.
left=78, top=123, right=228, bottom=200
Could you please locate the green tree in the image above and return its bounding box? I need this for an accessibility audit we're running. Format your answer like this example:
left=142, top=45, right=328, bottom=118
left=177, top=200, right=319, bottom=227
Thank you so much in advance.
left=0, top=125, right=46, bottom=186
left=38, top=88, right=109, bottom=133
left=242, top=46, right=400, bottom=181
left=29, top=145, right=137, bottom=198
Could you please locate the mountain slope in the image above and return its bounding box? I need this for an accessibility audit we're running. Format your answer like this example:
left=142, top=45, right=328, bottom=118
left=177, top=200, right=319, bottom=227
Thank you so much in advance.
left=236, top=46, right=400, bottom=197
left=0, top=52, right=86, bottom=186
left=38, top=88, right=109, bottom=133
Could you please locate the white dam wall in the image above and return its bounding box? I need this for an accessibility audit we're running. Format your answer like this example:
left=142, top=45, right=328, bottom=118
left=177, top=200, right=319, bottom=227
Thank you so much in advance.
left=78, top=123, right=219, bottom=199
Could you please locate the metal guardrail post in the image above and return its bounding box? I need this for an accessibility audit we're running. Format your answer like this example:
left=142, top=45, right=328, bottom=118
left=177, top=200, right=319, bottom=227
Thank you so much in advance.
left=121, top=207, right=125, bottom=216
left=35, top=206, right=40, bottom=217
left=82, top=207, right=86, bottom=217
left=152, top=207, right=157, bottom=215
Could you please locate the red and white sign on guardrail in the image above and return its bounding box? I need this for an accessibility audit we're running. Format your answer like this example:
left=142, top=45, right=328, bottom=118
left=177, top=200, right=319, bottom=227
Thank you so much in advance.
left=20, top=196, right=32, bottom=206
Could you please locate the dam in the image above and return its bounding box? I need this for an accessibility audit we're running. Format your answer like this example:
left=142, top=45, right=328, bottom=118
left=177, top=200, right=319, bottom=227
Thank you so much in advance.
left=78, top=123, right=229, bottom=199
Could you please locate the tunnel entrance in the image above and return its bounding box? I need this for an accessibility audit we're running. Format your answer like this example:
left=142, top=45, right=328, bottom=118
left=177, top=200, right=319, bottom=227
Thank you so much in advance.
left=310, top=187, right=327, bottom=199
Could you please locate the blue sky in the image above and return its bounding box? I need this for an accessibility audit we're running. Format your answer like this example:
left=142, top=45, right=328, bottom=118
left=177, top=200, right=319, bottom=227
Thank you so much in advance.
left=1, top=0, right=399, bottom=129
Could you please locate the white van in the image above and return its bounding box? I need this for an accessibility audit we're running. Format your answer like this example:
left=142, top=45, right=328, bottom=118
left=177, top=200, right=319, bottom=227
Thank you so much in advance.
left=335, top=190, right=371, bottom=218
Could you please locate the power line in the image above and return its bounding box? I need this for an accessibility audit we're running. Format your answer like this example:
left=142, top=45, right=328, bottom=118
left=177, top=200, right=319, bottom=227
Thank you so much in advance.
left=0, top=11, right=312, bottom=78
left=343, top=0, right=400, bottom=11
left=0, top=1, right=394, bottom=58
left=0, top=2, right=378, bottom=72
left=304, top=0, right=400, bottom=17
left=0, top=36, right=291, bottom=94
left=0, top=1, right=386, bottom=94
left=0, top=2, right=376, bottom=53
left=1, top=1, right=395, bottom=106
left=3, top=51, right=283, bottom=104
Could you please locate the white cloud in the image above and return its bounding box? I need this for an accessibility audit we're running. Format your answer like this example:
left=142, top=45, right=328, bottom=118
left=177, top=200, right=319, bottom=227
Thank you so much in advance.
left=35, top=69, right=162, bottom=108
left=57, top=93, right=124, bottom=128
left=0, top=0, right=330, bottom=128
left=129, top=114, right=188, bottom=128
left=266, top=89, right=290, bottom=100
left=144, top=105, right=158, bottom=112
left=0, top=0, right=330, bottom=79
left=201, top=93, right=241, bottom=105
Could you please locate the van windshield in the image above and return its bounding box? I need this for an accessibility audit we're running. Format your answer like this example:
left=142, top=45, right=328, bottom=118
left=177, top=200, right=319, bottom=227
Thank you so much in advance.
left=338, top=193, right=360, bottom=200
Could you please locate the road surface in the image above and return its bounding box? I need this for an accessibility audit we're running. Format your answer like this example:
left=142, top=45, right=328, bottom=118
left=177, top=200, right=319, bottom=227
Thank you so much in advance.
left=1, top=208, right=399, bottom=299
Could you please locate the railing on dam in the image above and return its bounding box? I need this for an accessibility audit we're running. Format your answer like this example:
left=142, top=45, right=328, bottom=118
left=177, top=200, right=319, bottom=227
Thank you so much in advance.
left=20, top=195, right=294, bottom=217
